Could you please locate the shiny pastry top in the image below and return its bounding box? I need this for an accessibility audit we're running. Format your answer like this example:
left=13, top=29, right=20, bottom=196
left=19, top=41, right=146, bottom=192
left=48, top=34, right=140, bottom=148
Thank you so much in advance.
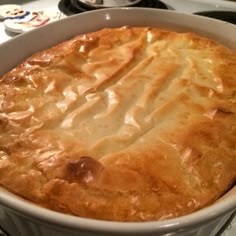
left=0, top=27, right=235, bottom=221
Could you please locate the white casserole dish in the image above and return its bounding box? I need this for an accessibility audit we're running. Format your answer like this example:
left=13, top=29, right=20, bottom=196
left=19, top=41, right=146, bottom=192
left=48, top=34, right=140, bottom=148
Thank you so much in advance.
left=0, top=8, right=235, bottom=236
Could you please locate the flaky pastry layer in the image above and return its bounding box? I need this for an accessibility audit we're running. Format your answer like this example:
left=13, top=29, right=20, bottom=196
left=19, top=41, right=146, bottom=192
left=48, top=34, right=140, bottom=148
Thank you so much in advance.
left=0, top=27, right=235, bottom=221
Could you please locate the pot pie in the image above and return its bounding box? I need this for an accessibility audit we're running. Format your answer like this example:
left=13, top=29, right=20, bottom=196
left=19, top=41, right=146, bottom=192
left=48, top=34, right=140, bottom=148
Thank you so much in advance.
left=0, top=27, right=235, bottom=222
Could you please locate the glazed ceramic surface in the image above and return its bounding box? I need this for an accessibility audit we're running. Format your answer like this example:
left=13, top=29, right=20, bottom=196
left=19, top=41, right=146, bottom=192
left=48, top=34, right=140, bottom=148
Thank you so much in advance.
left=0, top=8, right=235, bottom=236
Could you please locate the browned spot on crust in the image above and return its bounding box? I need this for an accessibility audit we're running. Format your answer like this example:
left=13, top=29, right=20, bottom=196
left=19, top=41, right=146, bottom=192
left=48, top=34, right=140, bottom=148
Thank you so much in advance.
left=66, top=156, right=104, bottom=185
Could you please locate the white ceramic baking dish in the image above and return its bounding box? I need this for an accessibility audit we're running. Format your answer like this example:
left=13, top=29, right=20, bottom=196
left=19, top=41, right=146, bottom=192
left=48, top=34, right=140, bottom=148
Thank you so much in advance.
left=0, top=8, right=235, bottom=236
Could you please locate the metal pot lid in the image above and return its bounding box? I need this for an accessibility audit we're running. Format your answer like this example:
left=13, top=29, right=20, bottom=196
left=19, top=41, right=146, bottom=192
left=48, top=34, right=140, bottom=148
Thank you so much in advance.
left=76, top=0, right=142, bottom=8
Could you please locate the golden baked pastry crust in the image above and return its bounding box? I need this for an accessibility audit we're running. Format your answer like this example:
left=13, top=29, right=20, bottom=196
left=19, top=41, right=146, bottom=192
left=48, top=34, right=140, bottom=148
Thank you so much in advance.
left=0, top=27, right=235, bottom=221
